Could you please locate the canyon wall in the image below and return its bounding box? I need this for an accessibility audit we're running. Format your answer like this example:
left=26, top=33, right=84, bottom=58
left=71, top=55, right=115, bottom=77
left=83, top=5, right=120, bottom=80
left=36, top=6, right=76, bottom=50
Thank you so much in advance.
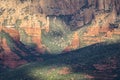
left=0, top=0, right=120, bottom=68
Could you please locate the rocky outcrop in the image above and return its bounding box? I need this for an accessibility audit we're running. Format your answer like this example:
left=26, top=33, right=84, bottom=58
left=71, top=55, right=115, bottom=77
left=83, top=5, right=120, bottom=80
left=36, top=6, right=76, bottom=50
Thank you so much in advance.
left=0, top=0, right=120, bottom=69
left=2, top=28, right=20, bottom=41
left=0, top=37, right=27, bottom=68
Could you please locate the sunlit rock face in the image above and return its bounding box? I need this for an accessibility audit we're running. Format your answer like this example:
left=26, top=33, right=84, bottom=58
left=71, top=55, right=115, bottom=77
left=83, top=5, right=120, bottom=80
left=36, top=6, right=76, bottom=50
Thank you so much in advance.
left=3, top=28, right=20, bottom=41
left=0, top=0, right=120, bottom=69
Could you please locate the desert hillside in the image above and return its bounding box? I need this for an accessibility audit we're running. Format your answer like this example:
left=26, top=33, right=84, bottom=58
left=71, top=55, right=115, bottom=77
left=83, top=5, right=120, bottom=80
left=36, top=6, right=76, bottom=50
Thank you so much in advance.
left=0, top=0, right=120, bottom=80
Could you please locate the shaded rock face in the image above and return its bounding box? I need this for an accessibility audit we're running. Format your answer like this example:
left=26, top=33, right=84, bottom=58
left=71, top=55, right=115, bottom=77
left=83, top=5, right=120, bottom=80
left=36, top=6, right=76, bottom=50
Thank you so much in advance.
left=40, top=0, right=120, bottom=15
left=114, top=0, right=120, bottom=15
left=40, top=0, right=83, bottom=15
left=39, top=0, right=120, bottom=30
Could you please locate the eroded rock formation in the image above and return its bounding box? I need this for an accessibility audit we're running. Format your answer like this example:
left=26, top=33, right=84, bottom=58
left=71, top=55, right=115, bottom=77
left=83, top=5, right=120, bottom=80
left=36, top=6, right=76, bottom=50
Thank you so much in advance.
left=0, top=0, right=120, bottom=69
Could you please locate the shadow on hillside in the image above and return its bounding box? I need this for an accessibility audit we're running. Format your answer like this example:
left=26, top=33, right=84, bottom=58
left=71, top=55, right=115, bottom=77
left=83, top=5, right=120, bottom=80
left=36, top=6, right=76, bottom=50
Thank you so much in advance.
left=40, top=42, right=120, bottom=80
left=1, top=30, right=120, bottom=80
left=37, top=42, right=120, bottom=80
left=67, top=42, right=120, bottom=80
left=0, top=30, right=53, bottom=62
left=5, top=42, right=120, bottom=80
